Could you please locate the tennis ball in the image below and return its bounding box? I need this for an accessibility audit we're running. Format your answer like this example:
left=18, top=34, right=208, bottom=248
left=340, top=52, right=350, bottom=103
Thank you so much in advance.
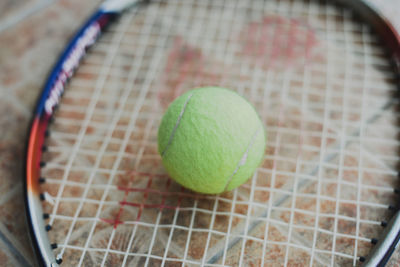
left=158, top=87, right=266, bottom=194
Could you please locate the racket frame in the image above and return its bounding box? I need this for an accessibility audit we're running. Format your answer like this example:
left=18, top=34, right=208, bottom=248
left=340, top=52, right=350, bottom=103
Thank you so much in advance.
left=23, top=0, right=400, bottom=266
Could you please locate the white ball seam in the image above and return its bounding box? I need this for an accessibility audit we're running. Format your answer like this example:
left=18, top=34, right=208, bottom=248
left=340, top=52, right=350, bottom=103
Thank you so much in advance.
left=223, top=125, right=263, bottom=192
left=161, top=92, right=195, bottom=157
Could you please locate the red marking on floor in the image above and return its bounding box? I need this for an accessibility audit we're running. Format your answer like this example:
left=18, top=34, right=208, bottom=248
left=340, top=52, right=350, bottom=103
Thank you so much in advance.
left=111, top=171, right=137, bottom=228
left=157, top=37, right=221, bottom=108
left=239, top=15, right=318, bottom=69
left=176, top=186, right=185, bottom=208
left=120, top=201, right=178, bottom=210
left=135, top=176, right=153, bottom=221
left=157, top=38, right=203, bottom=107
left=101, top=217, right=124, bottom=226
left=116, top=185, right=213, bottom=200
left=130, top=179, right=177, bottom=214
left=108, top=170, right=167, bottom=228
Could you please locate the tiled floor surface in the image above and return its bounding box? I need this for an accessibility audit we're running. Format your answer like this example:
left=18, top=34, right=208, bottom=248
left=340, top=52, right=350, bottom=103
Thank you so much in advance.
left=0, top=0, right=399, bottom=266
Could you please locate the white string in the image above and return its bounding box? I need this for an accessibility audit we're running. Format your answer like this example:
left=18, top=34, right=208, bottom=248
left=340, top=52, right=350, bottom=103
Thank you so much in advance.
left=247, top=0, right=286, bottom=263
left=203, top=2, right=253, bottom=265
left=260, top=75, right=285, bottom=264
left=43, top=192, right=390, bottom=215
left=143, top=212, right=162, bottom=266
left=181, top=199, right=197, bottom=267
left=56, top=241, right=366, bottom=259
left=73, top=10, right=147, bottom=263
left=112, top=93, right=157, bottom=266
left=238, top=173, right=258, bottom=266
left=44, top=161, right=397, bottom=186
left=51, top=114, right=400, bottom=147
left=197, top=1, right=225, bottom=262
left=283, top=1, right=306, bottom=264
left=160, top=196, right=181, bottom=267
left=330, top=9, right=353, bottom=265
left=121, top=8, right=177, bottom=264
left=220, top=190, right=238, bottom=265
left=84, top=5, right=169, bottom=265
left=284, top=14, right=309, bottom=267
left=353, top=23, right=370, bottom=266
left=79, top=5, right=164, bottom=266
left=309, top=2, right=333, bottom=264
left=39, top=0, right=399, bottom=265
left=47, top=212, right=379, bottom=238
left=161, top=4, right=209, bottom=265
left=200, top=196, right=220, bottom=265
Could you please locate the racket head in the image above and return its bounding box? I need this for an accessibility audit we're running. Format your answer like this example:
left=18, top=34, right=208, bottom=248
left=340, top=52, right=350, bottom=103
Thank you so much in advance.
left=25, top=0, right=400, bottom=266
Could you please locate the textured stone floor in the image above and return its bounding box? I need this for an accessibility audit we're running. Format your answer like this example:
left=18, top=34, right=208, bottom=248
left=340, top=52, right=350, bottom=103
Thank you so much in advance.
left=0, top=0, right=398, bottom=266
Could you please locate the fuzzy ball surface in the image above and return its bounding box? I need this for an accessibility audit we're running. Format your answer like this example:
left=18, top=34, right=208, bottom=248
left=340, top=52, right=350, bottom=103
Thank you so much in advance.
left=158, top=87, right=266, bottom=194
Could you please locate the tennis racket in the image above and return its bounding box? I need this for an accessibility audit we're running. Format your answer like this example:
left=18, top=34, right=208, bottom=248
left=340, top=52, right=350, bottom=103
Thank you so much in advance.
left=25, top=0, right=400, bottom=266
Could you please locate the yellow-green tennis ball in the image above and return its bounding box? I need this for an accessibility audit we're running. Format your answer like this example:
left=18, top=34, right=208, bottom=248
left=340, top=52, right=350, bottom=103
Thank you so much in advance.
left=158, top=87, right=266, bottom=194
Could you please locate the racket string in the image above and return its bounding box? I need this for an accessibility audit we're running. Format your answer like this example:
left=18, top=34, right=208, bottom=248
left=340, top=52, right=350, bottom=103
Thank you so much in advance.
left=36, top=0, right=400, bottom=266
